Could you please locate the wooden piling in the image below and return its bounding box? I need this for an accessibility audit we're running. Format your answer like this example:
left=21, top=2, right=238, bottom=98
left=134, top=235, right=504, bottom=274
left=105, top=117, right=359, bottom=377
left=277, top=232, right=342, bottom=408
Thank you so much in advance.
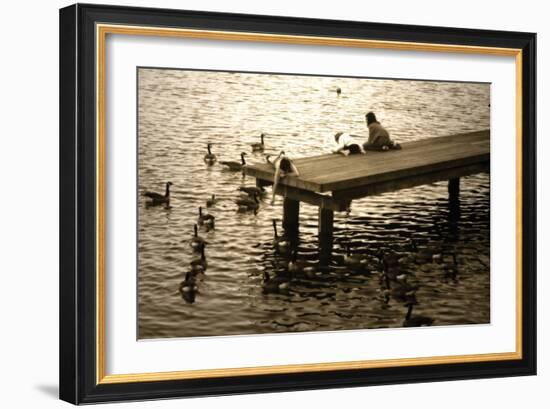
left=448, top=177, right=461, bottom=221
left=283, top=198, right=300, bottom=235
left=318, top=208, right=334, bottom=265
left=448, top=177, right=460, bottom=202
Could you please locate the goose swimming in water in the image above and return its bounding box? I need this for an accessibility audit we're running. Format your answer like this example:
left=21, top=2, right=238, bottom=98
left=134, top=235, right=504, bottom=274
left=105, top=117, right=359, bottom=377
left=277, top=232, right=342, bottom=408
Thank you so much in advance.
left=206, top=194, right=217, bottom=207
left=197, top=206, right=215, bottom=228
left=262, top=271, right=291, bottom=294
left=238, top=186, right=264, bottom=197
left=190, top=246, right=207, bottom=272
left=250, top=133, right=266, bottom=152
left=203, top=143, right=217, bottom=165
left=343, top=244, right=368, bottom=270
left=272, top=219, right=290, bottom=253
left=143, top=182, right=172, bottom=205
left=179, top=271, right=198, bottom=303
left=190, top=224, right=206, bottom=251
left=220, top=152, right=247, bottom=171
left=403, top=301, right=434, bottom=327
left=235, top=191, right=260, bottom=212
left=287, top=250, right=316, bottom=277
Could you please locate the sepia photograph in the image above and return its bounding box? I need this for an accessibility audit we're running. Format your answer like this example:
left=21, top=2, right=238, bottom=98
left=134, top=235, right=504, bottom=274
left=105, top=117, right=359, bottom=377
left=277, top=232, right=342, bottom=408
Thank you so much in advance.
left=137, top=67, right=490, bottom=339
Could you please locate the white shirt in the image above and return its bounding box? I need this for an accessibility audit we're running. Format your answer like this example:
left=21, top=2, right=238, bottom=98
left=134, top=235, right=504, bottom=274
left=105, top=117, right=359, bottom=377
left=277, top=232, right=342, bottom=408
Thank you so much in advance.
left=332, top=132, right=362, bottom=153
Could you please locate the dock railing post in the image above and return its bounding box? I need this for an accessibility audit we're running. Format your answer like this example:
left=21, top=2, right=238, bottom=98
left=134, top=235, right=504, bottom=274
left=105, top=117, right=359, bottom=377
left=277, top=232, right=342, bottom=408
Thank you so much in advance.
left=318, top=207, right=334, bottom=265
left=283, top=198, right=300, bottom=236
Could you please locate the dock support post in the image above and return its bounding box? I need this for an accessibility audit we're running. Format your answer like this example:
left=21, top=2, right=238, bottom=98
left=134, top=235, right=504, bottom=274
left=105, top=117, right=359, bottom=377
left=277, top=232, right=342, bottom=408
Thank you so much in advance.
left=448, top=178, right=460, bottom=202
left=318, top=208, right=334, bottom=265
left=448, top=177, right=460, bottom=221
left=283, top=198, right=300, bottom=236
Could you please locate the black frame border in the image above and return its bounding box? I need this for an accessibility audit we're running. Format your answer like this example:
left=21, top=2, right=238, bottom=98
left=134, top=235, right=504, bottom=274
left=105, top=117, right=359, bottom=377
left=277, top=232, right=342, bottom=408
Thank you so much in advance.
left=59, top=3, right=536, bottom=404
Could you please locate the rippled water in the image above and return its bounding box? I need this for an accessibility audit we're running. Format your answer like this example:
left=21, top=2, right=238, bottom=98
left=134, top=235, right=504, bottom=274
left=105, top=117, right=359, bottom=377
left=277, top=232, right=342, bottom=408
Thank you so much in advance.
left=137, top=68, right=490, bottom=339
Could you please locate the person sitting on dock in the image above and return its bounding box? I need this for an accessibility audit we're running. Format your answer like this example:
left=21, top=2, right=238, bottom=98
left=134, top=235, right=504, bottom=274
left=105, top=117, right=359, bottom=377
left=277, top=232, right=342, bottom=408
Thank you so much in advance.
left=332, top=132, right=362, bottom=155
left=270, top=151, right=300, bottom=205
left=362, top=112, right=401, bottom=151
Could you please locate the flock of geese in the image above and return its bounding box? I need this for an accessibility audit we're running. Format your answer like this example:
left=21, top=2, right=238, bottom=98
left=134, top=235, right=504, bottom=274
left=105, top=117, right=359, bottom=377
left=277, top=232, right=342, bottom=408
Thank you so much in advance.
left=141, top=130, right=453, bottom=326
left=142, top=133, right=272, bottom=303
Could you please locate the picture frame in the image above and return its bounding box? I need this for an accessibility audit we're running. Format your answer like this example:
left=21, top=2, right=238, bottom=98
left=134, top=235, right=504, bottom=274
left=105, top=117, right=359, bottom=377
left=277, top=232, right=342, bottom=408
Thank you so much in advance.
left=59, top=3, right=536, bottom=404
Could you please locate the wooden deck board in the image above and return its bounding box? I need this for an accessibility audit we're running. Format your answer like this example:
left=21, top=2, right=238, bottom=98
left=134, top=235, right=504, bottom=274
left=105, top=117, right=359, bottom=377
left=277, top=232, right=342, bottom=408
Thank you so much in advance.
left=244, top=130, right=490, bottom=194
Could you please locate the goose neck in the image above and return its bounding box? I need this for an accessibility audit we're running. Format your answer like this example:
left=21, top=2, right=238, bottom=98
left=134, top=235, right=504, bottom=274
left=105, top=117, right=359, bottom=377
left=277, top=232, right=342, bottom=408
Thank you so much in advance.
left=406, top=303, right=414, bottom=320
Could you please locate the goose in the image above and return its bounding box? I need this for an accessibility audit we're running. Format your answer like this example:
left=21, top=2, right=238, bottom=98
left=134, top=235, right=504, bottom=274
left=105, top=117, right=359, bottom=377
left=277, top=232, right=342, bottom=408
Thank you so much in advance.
left=220, top=152, right=247, bottom=171
left=288, top=250, right=316, bottom=277
left=390, top=271, right=419, bottom=303
left=381, top=250, right=400, bottom=269
left=262, top=271, right=290, bottom=294
left=179, top=272, right=197, bottom=303
left=203, top=143, right=217, bottom=165
left=197, top=206, right=215, bottom=228
left=343, top=245, right=368, bottom=270
left=287, top=250, right=301, bottom=274
left=403, top=301, right=434, bottom=327
left=206, top=194, right=217, bottom=207
left=190, top=224, right=206, bottom=251
left=190, top=246, right=207, bottom=272
left=272, top=219, right=290, bottom=253
left=442, top=253, right=458, bottom=280
left=143, top=182, right=172, bottom=205
left=238, top=186, right=264, bottom=197
left=235, top=191, right=260, bottom=211
left=250, top=133, right=266, bottom=152
left=179, top=271, right=197, bottom=293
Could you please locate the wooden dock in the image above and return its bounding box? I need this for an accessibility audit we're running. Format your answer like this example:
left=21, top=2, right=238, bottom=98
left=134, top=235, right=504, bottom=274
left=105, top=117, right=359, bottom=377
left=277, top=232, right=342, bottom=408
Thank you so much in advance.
left=245, top=130, right=490, bottom=260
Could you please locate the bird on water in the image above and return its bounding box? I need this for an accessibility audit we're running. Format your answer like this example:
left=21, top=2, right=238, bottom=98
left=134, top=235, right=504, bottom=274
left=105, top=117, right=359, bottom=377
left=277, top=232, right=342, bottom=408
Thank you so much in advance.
left=235, top=191, right=260, bottom=212
left=206, top=194, right=217, bottom=207
left=220, top=152, right=247, bottom=172
left=197, top=206, right=215, bottom=228
left=190, top=224, right=207, bottom=251
left=143, top=181, right=172, bottom=205
left=250, top=133, right=266, bottom=152
left=204, top=143, right=217, bottom=165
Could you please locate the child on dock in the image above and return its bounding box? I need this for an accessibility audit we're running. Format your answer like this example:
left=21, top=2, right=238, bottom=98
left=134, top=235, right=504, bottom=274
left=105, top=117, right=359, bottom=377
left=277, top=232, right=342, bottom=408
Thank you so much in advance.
left=362, top=112, right=401, bottom=151
left=270, top=151, right=300, bottom=205
left=332, top=132, right=363, bottom=155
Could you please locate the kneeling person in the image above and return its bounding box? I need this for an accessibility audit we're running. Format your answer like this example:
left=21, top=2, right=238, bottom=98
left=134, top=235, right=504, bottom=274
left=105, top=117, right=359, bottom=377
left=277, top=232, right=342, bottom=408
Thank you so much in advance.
left=363, top=112, right=401, bottom=151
